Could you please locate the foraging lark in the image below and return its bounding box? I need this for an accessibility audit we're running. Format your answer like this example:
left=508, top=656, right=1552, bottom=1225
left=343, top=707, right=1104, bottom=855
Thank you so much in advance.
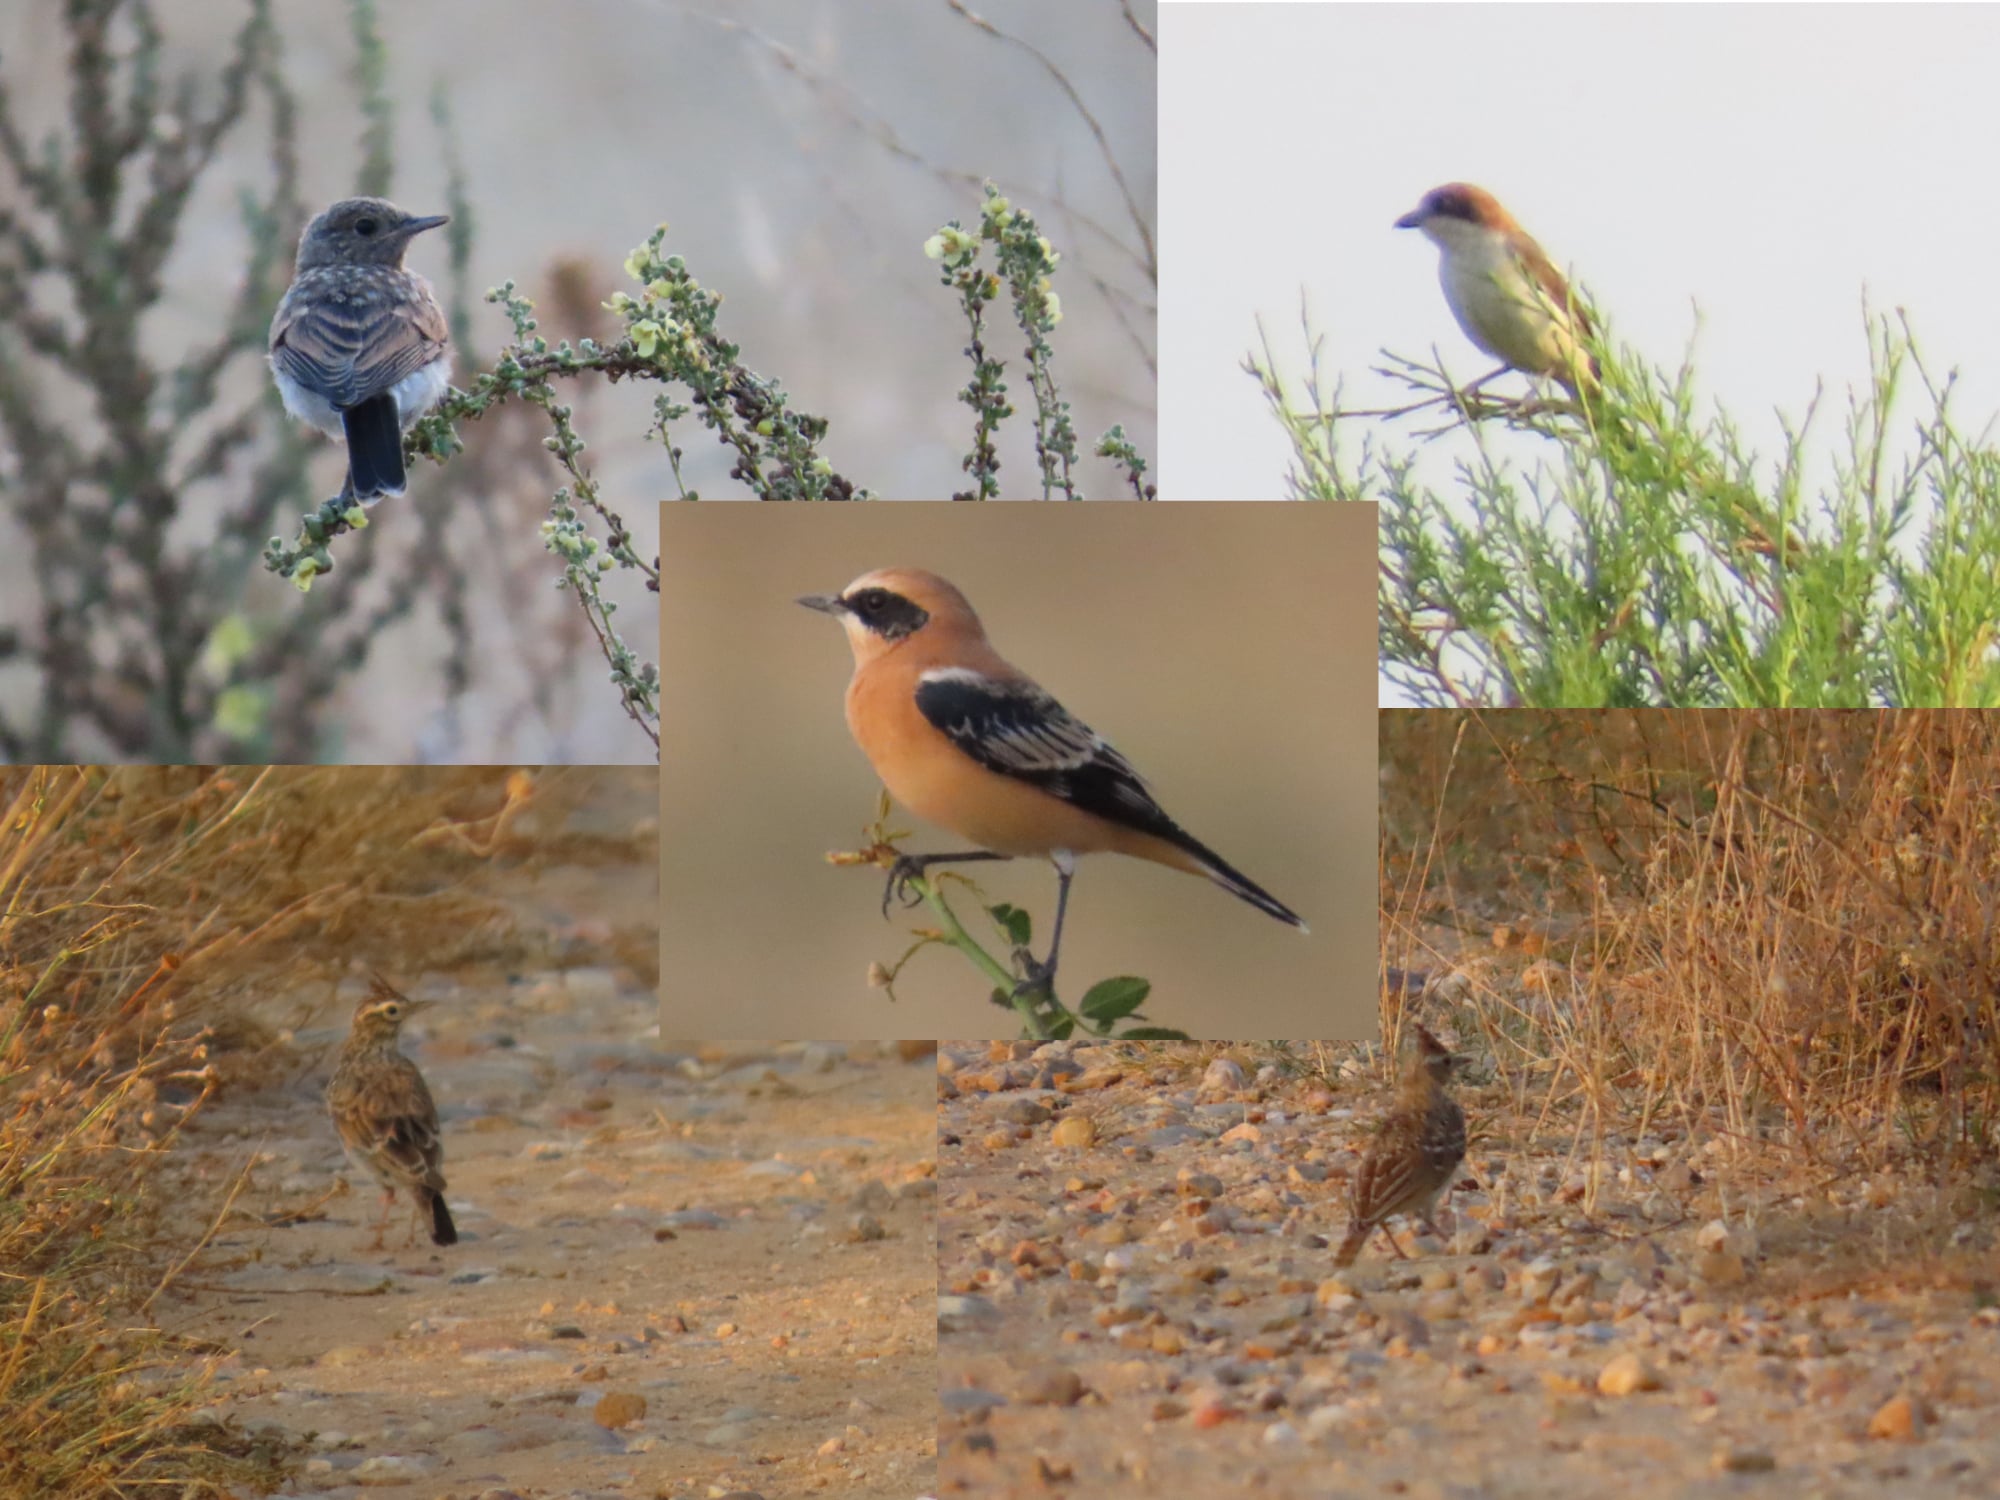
left=1334, top=1024, right=1465, bottom=1267
left=326, top=975, right=457, bottom=1249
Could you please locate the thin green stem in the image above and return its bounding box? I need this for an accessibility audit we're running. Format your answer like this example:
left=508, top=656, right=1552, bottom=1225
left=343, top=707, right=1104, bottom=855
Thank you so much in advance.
left=898, top=868, right=1054, bottom=1040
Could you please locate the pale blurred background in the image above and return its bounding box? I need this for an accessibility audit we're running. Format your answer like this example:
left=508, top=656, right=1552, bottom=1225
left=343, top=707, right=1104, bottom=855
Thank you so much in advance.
left=1160, top=1, right=2000, bottom=704
left=0, top=0, right=1154, bottom=763
left=660, top=501, right=1378, bottom=1039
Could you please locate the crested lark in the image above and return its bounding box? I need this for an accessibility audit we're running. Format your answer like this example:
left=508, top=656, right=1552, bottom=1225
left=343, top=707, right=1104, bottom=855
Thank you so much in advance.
left=1334, top=1024, right=1465, bottom=1267
left=326, top=974, right=457, bottom=1248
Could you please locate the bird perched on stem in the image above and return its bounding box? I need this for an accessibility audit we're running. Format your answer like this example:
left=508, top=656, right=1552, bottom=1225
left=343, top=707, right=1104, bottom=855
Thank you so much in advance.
left=1395, top=182, right=1598, bottom=399
left=1397, top=184, right=1805, bottom=558
left=325, top=974, right=457, bottom=1250
left=269, top=196, right=452, bottom=504
left=799, top=568, right=1306, bottom=994
left=1334, top=1024, right=1466, bottom=1266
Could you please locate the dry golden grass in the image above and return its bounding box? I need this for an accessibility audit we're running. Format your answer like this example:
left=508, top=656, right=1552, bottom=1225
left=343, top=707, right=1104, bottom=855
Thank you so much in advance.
left=1381, top=710, right=2000, bottom=1192
left=0, top=1019, right=284, bottom=1494
left=0, top=765, right=645, bottom=1498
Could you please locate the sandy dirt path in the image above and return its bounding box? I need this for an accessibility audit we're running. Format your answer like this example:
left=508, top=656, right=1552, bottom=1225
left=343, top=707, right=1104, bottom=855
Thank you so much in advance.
left=155, top=801, right=937, bottom=1499
left=177, top=1031, right=937, bottom=1498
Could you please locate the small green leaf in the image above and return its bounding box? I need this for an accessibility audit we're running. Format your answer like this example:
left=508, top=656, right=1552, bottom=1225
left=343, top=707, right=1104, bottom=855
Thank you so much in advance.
left=1046, top=1014, right=1075, bottom=1040
left=1080, top=976, right=1150, bottom=1022
left=988, top=903, right=1032, bottom=948
left=1117, top=1026, right=1191, bottom=1041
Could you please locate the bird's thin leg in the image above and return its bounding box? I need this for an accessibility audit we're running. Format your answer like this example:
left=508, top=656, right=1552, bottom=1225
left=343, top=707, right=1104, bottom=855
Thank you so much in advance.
left=882, top=849, right=1012, bottom=918
left=1012, top=854, right=1075, bottom=998
left=1042, top=858, right=1075, bottom=977
left=1376, top=1222, right=1410, bottom=1259
left=1443, top=367, right=1517, bottom=419
left=365, top=1188, right=393, bottom=1252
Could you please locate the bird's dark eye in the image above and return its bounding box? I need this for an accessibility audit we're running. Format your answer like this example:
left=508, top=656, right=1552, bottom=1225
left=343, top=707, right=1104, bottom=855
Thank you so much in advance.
left=857, top=589, right=889, bottom=614
left=354, top=216, right=379, bottom=236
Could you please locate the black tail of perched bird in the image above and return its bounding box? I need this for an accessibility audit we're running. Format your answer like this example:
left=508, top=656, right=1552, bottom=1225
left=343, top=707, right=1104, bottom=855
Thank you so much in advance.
left=341, top=394, right=410, bottom=500
left=426, top=1185, right=458, bottom=1247
left=269, top=197, right=452, bottom=505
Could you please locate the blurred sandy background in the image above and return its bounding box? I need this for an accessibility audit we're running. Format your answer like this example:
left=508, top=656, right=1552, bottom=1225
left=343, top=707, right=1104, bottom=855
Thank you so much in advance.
left=0, top=1, right=1154, bottom=763
left=660, top=501, right=1377, bottom=1039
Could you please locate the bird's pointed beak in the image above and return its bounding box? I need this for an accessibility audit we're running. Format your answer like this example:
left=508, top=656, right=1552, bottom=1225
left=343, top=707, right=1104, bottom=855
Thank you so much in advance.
left=1394, top=207, right=1424, bottom=230
left=796, top=593, right=847, bottom=616
left=402, top=213, right=450, bottom=238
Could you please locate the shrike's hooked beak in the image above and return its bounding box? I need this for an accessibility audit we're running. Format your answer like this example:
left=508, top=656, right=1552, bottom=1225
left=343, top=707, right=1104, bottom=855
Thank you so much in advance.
left=1393, top=206, right=1426, bottom=230
left=796, top=592, right=848, bottom=617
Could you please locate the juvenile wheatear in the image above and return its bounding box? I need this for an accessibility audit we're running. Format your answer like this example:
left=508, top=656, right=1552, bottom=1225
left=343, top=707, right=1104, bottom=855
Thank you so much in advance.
left=270, top=197, right=452, bottom=504
left=1395, top=182, right=1598, bottom=397
left=799, top=568, right=1306, bottom=990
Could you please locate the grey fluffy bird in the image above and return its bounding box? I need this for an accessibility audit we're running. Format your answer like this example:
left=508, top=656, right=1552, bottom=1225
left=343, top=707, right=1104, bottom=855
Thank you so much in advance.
left=269, top=196, right=451, bottom=504
left=1334, top=1024, right=1466, bottom=1267
left=326, top=974, right=457, bottom=1249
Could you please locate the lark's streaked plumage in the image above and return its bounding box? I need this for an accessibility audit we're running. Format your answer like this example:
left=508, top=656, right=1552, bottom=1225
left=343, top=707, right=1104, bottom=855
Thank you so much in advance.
left=1334, top=1024, right=1466, bottom=1267
left=326, top=975, right=456, bottom=1249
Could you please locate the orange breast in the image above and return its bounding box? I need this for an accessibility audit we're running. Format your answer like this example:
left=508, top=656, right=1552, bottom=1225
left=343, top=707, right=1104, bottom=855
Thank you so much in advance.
left=842, top=664, right=1202, bottom=872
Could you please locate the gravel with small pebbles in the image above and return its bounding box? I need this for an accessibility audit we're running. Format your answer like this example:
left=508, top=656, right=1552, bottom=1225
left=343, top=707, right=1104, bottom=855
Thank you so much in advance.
left=938, top=1039, right=2000, bottom=1499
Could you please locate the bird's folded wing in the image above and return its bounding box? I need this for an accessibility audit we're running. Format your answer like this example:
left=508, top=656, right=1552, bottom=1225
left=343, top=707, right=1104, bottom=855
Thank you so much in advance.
left=1352, top=1127, right=1427, bottom=1221
left=271, top=289, right=448, bottom=410
left=1427, top=1104, right=1468, bottom=1170
left=364, top=1111, right=444, bottom=1180
left=914, top=667, right=1186, bottom=841
left=1508, top=238, right=1595, bottom=340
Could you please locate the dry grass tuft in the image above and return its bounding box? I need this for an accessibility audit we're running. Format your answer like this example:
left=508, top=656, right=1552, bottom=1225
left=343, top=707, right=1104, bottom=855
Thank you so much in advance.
left=0, top=962, right=282, bottom=1494
left=1381, top=710, right=2000, bottom=1192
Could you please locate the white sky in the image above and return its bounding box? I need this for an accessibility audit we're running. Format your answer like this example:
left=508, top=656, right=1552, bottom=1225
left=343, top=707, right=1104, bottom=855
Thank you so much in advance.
left=1161, top=2, right=2000, bottom=699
